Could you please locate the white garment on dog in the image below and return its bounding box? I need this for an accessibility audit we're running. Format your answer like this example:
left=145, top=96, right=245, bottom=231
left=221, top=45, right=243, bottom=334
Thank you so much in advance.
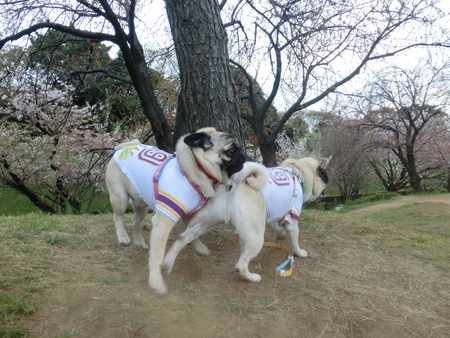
left=263, top=167, right=304, bottom=226
left=113, top=144, right=206, bottom=222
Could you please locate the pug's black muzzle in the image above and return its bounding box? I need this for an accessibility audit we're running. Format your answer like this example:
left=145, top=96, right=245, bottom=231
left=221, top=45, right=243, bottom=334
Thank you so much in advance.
left=222, top=151, right=246, bottom=178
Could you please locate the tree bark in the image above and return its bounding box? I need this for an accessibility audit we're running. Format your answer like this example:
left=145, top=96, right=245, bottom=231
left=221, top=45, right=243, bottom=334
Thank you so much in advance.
left=447, top=170, right=450, bottom=192
left=405, top=143, right=423, bottom=193
left=114, top=31, right=174, bottom=152
left=165, top=0, right=244, bottom=145
left=259, top=138, right=278, bottom=167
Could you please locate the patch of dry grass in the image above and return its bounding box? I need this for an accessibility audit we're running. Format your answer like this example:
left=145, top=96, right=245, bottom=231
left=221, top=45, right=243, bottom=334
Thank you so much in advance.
left=1, top=194, right=449, bottom=337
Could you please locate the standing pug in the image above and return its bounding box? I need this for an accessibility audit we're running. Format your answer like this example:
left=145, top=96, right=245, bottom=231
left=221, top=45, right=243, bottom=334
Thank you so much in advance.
left=264, top=157, right=329, bottom=257
left=105, top=127, right=245, bottom=294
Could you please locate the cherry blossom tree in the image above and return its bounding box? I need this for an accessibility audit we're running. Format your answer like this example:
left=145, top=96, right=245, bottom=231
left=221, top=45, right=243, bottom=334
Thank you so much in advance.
left=413, top=114, right=450, bottom=191
left=2, top=0, right=449, bottom=165
left=366, top=148, right=409, bottom=192
left=354, top=62, right=450, bottom=193
left=0, top=0, right=246, bottom=150
left=224, top=0, right=450, bottom=165
left=320, top=117, right=372, bottom=201
left=0, top=52, right=120, bottom=213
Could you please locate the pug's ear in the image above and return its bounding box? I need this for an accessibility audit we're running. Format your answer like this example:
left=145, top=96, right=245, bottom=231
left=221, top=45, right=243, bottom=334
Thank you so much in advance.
left=184, top=132, right=213, bottom=150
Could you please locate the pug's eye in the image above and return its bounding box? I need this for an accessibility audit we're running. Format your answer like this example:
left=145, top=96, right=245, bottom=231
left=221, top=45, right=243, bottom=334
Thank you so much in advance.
left=226, top=148, right=237, bottom=157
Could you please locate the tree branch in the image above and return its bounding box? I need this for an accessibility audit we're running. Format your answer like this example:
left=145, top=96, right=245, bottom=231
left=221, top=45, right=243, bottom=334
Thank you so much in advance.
left=70, top=68, right=133, bottom=84
left=218, top=0, right=228, bottom=11
left=0, top=22, right=117, bottom=49
left=229, top=59, right=259, bottom=116
left=224, top=20, right=242, bottom=28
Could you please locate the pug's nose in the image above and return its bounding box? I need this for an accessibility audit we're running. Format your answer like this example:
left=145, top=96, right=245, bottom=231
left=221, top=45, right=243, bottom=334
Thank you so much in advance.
left=236, top=153, right=246, bottom=164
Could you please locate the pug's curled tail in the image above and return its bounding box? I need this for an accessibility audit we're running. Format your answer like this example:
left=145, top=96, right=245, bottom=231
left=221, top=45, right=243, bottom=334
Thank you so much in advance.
left=231, top=162, right=269, bottom=190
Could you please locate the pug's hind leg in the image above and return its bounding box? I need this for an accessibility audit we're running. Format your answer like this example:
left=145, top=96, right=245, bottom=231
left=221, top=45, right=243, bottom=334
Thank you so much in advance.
left=110, top=195, right=131, bottom=246
left=190, top=238, right=211, bottom=256
left=182, top=215, right=211, bottom=256
left=162, top=220, right=216, bottom=276
left=234, top=226, right=264, bottom=283
left=269, top=221, right=286, bottom=239
left=106, top=165, right=132, bottom=246
left=131, top=199, right=149, bottom=249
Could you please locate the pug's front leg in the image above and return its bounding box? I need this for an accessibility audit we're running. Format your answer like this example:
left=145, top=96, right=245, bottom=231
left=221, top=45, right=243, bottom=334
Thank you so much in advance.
left=284, top=222, right=308, bottom=258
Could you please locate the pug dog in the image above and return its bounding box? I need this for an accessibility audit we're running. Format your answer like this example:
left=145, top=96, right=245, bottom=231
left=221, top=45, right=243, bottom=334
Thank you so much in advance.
left=264, top=157, right=329, bottom=257
left=105, top=127, right=246, bottom=294
left=162, top=162, right=269, bottom=282
left=162, top=157, right=328, bottom=284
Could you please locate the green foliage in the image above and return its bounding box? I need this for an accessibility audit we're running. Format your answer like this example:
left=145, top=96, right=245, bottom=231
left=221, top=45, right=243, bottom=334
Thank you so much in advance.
left=82, top=52, right=145, bottom=129
left=86, top=192, right=112, bottom=214
left=26, top=30, right=164, bottom=131
left=304, top=189, right=401, bottom=211
left=29, top=30, right=112, bottom=86
left=283, top=112, right=309, bottom=143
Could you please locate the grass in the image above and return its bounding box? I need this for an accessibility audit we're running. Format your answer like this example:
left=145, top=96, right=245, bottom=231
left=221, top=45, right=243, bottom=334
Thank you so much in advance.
left=300, top=196, right=450, bottom=272
left=357, top=201, right=450, bottom=269
left=0, top=184, right=402, bottom=216
left=365, top=202, right=449, bottom=235
left=344, top=191, right=402, bottom=208
left=0, top=186, right=111, bottom=216
left=0, top=194, right=449, bottom=336
left=0, top=187, right=41, bottom=216
left=0, top=213, right=108, bottom=336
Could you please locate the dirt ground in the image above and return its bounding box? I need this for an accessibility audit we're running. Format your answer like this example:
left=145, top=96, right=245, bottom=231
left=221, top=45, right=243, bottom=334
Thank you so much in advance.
left=24, top=194, right=450, bottom=337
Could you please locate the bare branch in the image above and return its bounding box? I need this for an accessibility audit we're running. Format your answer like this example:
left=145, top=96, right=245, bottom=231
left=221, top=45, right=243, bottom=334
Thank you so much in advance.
left=69, top=68, right=133, bottom=84
left=218, top=0, right=227, bottom=11
left=0, top=22, right=116, bottom=49
left=223, top=20, right=243, bottom=29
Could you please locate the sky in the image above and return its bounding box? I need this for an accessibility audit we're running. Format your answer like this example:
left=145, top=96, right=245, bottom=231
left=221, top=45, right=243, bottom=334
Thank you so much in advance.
left=112, top=0, right=450, bottom=113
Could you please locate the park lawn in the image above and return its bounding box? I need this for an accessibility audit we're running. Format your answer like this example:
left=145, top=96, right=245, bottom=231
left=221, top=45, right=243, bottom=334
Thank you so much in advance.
left=0, top=194, right=449, bottom=337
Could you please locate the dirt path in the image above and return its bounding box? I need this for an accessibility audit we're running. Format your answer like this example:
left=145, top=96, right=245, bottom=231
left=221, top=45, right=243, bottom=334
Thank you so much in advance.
left=345, top=193, right=450, bottom=216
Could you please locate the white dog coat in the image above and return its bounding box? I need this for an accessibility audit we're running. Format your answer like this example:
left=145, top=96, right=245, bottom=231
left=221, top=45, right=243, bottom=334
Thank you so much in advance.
left=263, top=167, right=304, bottom=226
left=113, top=144, right=206, bottom=222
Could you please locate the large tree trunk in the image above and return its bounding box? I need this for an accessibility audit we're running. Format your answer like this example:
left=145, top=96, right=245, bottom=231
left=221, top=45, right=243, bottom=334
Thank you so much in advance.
left=405, top=144, right=423, bottom=193
left=259, top=139, right=278, bottom=167
left=447, top=170, right=450, bottom=192
left=409, top=171, right=423, bottom=193
left=165, top=0, right=244, bottom=145
left=116, top=34, right=174, bottom=152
